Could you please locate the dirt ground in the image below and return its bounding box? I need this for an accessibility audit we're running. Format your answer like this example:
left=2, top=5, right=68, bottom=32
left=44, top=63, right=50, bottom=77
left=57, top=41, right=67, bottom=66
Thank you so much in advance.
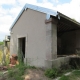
left=23, top=68, right=52, bottom=80
left=0, top=68, right=52, bottom=80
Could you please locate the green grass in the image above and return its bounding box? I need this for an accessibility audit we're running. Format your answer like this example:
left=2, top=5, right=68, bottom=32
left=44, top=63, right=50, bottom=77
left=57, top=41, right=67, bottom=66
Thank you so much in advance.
left=59, top=70, right=80, bottom=80
left=7, top=64, right=27, bottom=80
left=0, top=41, right=4, bottom=45
left=44, top=67, right=73, bottom=79
left=72, top=70, right=80, bottom=76
left=45, top=68, right=58, bottom=78
left=7, top=64, right=37, bottom=80
left=59, top=75, right=69, bottom=80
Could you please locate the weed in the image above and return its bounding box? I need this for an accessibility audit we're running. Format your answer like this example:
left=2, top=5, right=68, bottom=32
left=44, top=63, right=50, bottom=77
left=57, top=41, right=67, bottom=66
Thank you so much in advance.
left=59, top=75, right=69, bottom=80
left=26, top=65, right=36, bottom=69
left=14, top=75, right=23, bottom=80
left=8, top=64, right=26, bottom=80
left=59, top=70, right=80, bottom=80
left=45, top=68, right=58, bottom=78
left=72, top=70, right=80, bottom=77
left=7, top=51, right=26, bottom=80
left=8, top=69, right=14, bottom=77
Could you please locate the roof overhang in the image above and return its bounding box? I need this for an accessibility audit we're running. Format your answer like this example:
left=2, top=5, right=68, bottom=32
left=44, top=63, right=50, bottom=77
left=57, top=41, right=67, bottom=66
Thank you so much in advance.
left=10, top=3, right=80, bottom=31
left=57, top=12, right=80, bottom=34
left=57, top=12, right=80, bottom=27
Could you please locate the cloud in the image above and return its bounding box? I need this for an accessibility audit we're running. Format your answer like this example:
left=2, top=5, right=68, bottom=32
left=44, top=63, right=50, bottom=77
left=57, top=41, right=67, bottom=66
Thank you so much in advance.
left=0, top=31, right=9, bottom=41
left=34, top=0, right=56, bottom=9
left=54, top=0, right=80, bottom=22
left=9, top=6, right=22, bottom=17
left=0, top=0, right=38, bottom=40
left=17, top=0, right=37, bottom=6
left=51, top=0, right=59, bottom=3
left=0, top=0, right=80, bottom=41
left=0, top=0, right=16, bottom=5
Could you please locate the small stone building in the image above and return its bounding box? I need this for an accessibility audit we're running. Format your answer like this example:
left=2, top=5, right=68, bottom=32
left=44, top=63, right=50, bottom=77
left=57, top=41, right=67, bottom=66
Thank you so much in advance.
left=10, top=4, right=80, bottom=68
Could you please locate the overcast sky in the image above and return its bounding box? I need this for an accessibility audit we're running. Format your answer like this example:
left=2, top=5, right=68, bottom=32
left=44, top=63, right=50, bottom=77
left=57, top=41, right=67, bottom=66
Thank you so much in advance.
left=0, top=0, right=80, bottom=41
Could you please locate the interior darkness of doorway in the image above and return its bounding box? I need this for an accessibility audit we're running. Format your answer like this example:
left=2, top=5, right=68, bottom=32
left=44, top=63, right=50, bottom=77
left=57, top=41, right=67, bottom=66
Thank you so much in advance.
left=18, top=37, right=26, bottom=60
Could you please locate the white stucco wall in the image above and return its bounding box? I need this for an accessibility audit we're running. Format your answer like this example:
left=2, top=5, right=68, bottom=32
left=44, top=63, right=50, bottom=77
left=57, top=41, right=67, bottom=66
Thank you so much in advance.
left=10, top=9, right=47, bottom=67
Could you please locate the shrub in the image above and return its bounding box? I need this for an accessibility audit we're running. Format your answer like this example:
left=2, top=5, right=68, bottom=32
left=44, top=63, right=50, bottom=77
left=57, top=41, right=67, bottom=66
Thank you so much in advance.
left=45, top=68, right=58, bottom=78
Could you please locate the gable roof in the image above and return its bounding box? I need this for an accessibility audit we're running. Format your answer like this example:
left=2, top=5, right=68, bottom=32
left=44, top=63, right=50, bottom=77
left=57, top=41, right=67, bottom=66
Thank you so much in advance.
left=10, top=3, right=58, bottom=31
left=10, top=3, right=80, bottom=31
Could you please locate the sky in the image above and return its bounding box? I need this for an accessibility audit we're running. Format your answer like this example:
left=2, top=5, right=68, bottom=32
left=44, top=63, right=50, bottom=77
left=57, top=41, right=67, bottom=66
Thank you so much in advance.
left=0, top=0, right=80, bottom=41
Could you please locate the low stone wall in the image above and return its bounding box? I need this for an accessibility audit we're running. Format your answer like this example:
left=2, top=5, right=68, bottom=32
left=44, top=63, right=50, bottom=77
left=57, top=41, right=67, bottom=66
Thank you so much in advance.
left=52, top=56, right=70, bottom=68
left=45, top=56, right=80, bottom=69
left=45, top=56, right=70, bottom=69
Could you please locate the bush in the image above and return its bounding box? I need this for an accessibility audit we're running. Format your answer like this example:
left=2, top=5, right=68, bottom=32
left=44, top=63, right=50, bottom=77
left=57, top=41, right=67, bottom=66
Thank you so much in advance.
left=45, top=68, right=58, bottom=78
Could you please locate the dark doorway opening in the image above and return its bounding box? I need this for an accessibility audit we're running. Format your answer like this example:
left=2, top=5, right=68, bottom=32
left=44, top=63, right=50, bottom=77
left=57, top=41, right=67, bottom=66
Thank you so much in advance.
left=18, top=37, right=26, bottom=62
